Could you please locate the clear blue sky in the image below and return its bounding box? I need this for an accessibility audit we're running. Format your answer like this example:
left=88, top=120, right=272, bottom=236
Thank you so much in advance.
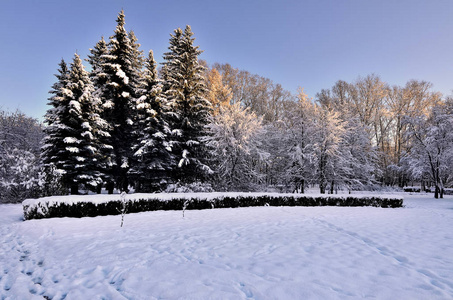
left=1, top=0, right=453, bottom=120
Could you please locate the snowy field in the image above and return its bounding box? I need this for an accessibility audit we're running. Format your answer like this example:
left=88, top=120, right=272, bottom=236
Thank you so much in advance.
left=1, top=193, right=453, bottom=299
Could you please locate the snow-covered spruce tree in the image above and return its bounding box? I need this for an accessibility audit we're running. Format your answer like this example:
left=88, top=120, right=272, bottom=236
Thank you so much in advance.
left=130, top=50, right=173, bottom=192
left=86, top=36, right=116, bottom=190
left=42, top=54, right=109, bottom=194
left=87, top=36, right=109, bottom=94
left=204, top=102, right=267, bottom=191
left=98, top=10, right=143, bottom=192
left=43, top=59, right=70, bottom=129
left=162, top=25, right=212, bottom=183
left=41, top=59, right=71, bottom=193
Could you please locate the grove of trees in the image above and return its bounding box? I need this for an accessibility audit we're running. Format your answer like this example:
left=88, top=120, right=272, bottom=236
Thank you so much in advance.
left=1, top=10, right=452, bottom=202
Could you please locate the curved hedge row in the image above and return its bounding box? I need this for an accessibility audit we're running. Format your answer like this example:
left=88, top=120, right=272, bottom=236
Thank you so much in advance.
left=23, top=194, right=403, bottom=220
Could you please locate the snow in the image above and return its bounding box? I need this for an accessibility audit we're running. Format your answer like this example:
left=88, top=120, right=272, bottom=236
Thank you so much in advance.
left=81, top=122, right=91, bottom=130
left=63, top=137, right=79, bottom=144
left=114, top=66, right=129, bottom=85
left=65, top=147, right=79, bottom=153
left=2, top=193, right=453, bottom=299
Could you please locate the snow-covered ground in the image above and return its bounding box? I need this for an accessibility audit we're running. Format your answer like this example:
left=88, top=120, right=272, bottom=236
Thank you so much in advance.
left=1, top=192, right=453, bottom=299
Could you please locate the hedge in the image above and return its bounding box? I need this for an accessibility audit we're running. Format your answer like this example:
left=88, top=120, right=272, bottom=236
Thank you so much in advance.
left=22, top=193, right=404, bottom=220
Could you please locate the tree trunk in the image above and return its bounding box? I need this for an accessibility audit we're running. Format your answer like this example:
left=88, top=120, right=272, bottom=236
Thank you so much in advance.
left=319, top=155, right=326, bottom=194
left=70, top=183, right=78, bottom=195
left=107, top=181, right=114, bottom=194
left=320, top=180, right=326, bottom=194
left=96, top=184, right=102, bottom=194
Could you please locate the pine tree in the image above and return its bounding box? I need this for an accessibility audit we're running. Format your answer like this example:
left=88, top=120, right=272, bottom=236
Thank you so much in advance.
left=162, top=25, right=212, bottom=183
left=131, top=50, right=173, bottom=191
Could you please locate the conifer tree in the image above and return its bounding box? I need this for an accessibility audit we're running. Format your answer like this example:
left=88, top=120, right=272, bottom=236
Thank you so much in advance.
left=162, top=25, right=212, bottom=183
left=131, top=50, right=173, bottom=191
left=86, top=36, right=108, bottom=96
left=86, top=37, right=115, bottom=190
left=42, top=54, right=109, bottom=194
left=42, top=59, right=70, bottom=191
left=44, top=59, right=70, bottom=127
left=128, top=30, right=145, bottom=74
left=100, top=10, right=141, bottom=192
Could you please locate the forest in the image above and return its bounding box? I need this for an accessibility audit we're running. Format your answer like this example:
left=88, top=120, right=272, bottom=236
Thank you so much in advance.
left=1, top=10, right=452, bottom=203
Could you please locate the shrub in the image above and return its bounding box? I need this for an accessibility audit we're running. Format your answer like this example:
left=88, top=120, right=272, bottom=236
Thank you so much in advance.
left=23, top=193, right=404, bottom=220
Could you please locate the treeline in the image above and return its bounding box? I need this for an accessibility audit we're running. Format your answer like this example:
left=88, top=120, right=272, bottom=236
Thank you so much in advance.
left=1, top=10, right=452, bottom=202
left=208, top=67, right=453, bottom=198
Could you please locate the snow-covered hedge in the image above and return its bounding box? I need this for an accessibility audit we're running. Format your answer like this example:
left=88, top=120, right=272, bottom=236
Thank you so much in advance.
left=22, top=193, right=404, bottom=220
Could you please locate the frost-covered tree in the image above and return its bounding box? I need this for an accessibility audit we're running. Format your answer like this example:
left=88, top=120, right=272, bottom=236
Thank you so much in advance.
left=0, top=109, right=44, bottom=202
left=204, top=102, right=267, bottom=190
left=278, top=89, right=317, bottom=193
left=312, top=105, right=347, bottom=194
left=0, top=148, right=41, bottom=202
left=162, top=25, right=212, bottom=183
left=317, top=87, right=379, bottom=192
left=386, top=81, right=441, bottom=186
left=404, top=99, right=453, bottom=198
left=130, top=50, right=173, bottom=191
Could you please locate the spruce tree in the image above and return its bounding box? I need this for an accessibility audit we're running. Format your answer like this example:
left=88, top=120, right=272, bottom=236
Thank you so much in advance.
left=128, top=30, right=145, bottom=74
left=100, top=10, right=142, bottom=192
left=42, top=54, right=109, bottom=194
left=86, top=36, right=108, bottom=95
left=42, top=59, right=70, bottom=192
left=86, top=36, right=115, bottom=190
left=162, top=25, right=212, bottom=183
left=131, top=50, right=173, bottom=191
left=44, top=59, right=70, bottom=127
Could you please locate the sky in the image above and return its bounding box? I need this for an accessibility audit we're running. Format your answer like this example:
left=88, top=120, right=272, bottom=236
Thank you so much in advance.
left=1, top=0, right=453, bottom=121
